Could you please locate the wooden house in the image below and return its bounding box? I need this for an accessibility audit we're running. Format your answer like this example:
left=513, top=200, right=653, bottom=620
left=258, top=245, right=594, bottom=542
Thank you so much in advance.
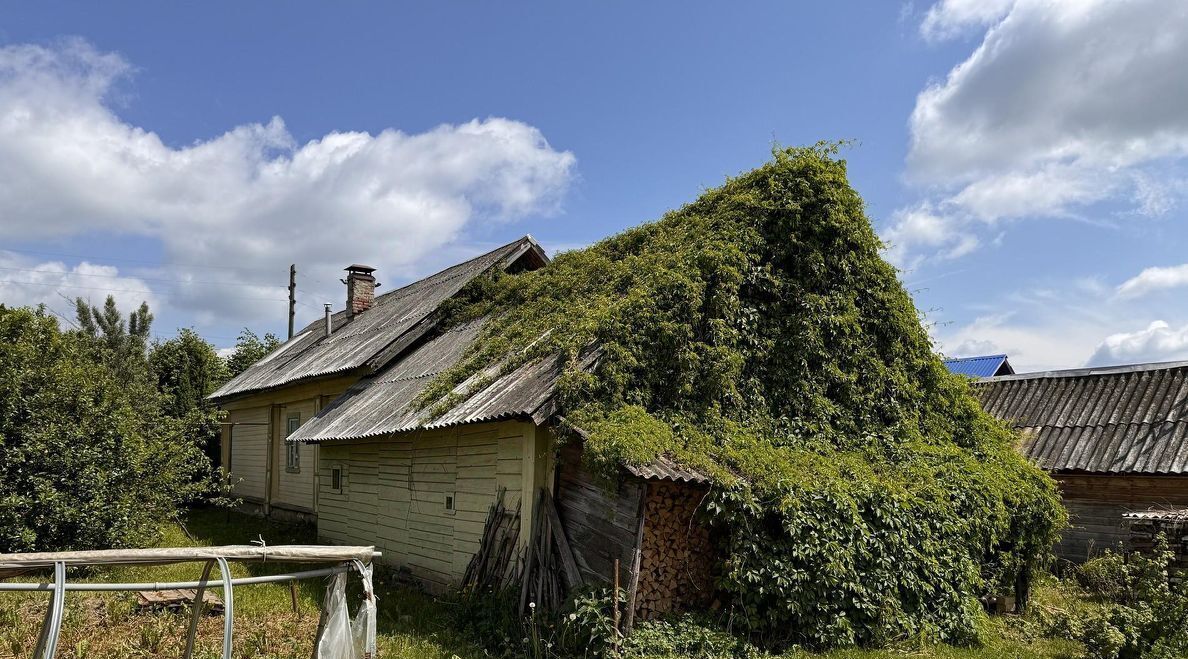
left=208, top=237, right=719, bottom=615
left=975, top=361, right=1188, bottom=562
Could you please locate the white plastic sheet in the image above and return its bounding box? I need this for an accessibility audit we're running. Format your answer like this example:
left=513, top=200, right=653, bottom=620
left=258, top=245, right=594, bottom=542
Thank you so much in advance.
left=352, top=561, right=377, bottom=659
left=316, top=573, right=354, bottom=659
left=316, top=562, right=378, bottom=659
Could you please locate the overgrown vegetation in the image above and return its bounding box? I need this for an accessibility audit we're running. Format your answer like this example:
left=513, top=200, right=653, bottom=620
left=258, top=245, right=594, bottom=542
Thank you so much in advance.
left=1039, top=539, right=1188, bottom=659
left=419, top=145, right=1067, bottom=650
left=0, top=298, right=277, bottom=553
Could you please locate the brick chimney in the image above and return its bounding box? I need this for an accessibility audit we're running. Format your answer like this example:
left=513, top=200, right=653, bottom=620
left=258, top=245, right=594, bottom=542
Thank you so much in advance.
left=344, top=264, right=377, bottom=316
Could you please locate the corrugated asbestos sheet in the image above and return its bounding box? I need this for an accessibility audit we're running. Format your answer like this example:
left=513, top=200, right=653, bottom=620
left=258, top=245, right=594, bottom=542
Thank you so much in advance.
left=209, top=236, right=544, bottom=401
left=975, top=360, right=1188, bottom=474
left=287, top=319, right=598, bottom=442
left=623, top=455, right=710, bottom=484
left=944, top=354, right=1014, bottom=378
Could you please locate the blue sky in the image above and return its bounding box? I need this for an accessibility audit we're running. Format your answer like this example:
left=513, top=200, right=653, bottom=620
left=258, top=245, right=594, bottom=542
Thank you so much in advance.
left=2, top=1, right=1188, bottom=371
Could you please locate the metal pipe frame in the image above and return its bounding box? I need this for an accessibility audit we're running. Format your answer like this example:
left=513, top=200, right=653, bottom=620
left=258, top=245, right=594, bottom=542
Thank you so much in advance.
left=0, top=564, right=351, bottom=592
left=5, top=561, right=358, bottom=658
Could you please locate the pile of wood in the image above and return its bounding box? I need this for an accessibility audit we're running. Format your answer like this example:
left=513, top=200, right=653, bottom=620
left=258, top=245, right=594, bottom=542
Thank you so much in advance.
left=461, top=488, right=522, bottom=593
left=634, top=481, right=715, bottom=620
left=519, top=488, right=582, bottom=613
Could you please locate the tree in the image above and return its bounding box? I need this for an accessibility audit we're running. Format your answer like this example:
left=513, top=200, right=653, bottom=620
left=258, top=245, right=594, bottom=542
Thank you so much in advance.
left=0, top=306, right=211, bottom=552
left=75, top=295, right=154, bottom=387
left=150, top=328, right=230, bottom=469
left=226, top=328, right=281, bottom=377
left=150, top=328, right=230, bottom=418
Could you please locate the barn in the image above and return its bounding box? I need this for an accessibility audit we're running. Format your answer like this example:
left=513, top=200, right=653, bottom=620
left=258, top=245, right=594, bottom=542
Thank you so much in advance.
left=974, top=360, right=1188, bottom=562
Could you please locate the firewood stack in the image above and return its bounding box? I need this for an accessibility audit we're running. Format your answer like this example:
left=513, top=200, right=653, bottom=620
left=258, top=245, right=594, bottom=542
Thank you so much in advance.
left=634, top=481, right=715, bottom=620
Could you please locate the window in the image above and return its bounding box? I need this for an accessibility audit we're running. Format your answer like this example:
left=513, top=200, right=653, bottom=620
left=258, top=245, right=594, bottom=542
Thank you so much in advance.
left=330, top=466, right=343, bottom=493
left=285, top=414, right=300, bottom=473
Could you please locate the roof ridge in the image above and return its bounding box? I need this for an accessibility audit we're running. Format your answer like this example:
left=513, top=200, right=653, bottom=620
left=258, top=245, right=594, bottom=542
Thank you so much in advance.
left=371, top=235, right=534, bottom=303
left=981, top=359, right=1188, bottom=382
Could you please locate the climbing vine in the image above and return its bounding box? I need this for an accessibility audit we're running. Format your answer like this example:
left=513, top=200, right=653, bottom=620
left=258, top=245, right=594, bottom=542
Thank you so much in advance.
left=419, top=144, right=1066, bottom=649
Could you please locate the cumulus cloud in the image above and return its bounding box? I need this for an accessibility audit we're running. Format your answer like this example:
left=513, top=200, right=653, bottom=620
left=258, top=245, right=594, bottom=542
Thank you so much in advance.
left=0, top=251, right=158, bottom=323
left=918, top=0, right=1013, bottom=42
left=0, top=39, right=576, bottom=326
left=888, top=0, right=1188, bottom=264
left=1088, top=321, right=1188, bottom=366
left=881, top=203, right=977, bottom=269
left=1116, top=264, right=1188, bottom=300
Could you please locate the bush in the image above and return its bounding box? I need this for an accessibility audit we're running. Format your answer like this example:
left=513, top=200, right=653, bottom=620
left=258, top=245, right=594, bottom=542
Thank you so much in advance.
left=1080, top=553, right=1130, bottom=601
left=0, top=306, right=215, bottom=552
left=623, top=615, right=764, bottom=658
left=1062, top=538, right=1188, bottom=659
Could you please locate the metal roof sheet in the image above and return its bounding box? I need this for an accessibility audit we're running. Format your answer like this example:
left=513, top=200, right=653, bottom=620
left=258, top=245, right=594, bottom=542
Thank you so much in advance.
left=209, top=236, right=546, bottom=401
left=974, top=362, right=1188, bottom=474
left=943, top=354, right=1013, bottom=378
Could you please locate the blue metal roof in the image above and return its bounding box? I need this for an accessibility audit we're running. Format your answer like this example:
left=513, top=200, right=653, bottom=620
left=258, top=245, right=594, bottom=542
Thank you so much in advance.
left=943, top=354, right=1014, bottom=378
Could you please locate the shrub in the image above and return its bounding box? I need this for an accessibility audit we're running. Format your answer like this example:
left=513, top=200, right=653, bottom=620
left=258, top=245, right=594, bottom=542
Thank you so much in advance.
left=0, top=306, right=214, bottom=552
left=1062, top=537, right=1188, bottom=659
left=1080, top=552, right=1130, bottom=601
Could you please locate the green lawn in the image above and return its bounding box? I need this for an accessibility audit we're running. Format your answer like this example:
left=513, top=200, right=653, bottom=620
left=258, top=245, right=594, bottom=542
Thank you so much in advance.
left=0, top=509, right=1088, bottom=659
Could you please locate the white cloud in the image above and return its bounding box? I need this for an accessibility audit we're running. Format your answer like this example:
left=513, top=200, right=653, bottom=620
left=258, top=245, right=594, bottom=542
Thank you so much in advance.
left=919, top=0, right=1013, bottom=42
left=881, top=203, right=977, bottom=269
left=0, top=39, right=576, bottom=326
left=934, top=310, right=1103, bottom=373
left=0, top=251, right=158, bottom=324
left=1087, top=320, right=1188, bottom=366
left=890, top=0, right=1188, bottom=264
left=1116, top=264, right=1188, bottom=300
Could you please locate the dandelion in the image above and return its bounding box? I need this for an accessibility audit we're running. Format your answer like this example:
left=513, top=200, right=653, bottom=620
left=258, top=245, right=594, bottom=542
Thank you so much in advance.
left=529, top=601, right=536, bottom=609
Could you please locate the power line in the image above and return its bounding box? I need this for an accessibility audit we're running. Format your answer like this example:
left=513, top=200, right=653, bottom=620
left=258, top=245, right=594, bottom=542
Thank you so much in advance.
left=0, top=277, right=288, bottom=302
left=0, top=264, right=289, bottom=290
left=0, top=245, right=283, bottom=275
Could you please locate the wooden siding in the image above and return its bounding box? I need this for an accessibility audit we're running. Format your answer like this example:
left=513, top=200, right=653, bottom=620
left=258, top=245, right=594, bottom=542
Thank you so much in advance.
left=1055, top=474, right=1188, bottom=561
left=316, top=420, right=539, bottom=592
left=555, top=443, right=644, bottom=586
left=226, top=406, right=269, bottom=501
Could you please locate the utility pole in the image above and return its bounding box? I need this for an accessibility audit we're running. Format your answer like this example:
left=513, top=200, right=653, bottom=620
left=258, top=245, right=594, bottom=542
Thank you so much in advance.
left=288, top=264, right=296, bottom=339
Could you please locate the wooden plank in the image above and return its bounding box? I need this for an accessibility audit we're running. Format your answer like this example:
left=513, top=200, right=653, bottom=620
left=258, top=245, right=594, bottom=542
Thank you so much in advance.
left=542, top=489, right=582, bottom=591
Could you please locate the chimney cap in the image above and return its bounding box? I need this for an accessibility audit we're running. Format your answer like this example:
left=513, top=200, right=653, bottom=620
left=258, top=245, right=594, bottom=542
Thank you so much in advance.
left=344, top=264, right=377, bottom=274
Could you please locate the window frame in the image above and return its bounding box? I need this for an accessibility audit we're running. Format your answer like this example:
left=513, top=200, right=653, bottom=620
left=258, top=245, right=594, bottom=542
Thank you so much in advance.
left=285, top=413, right=301, bottom=473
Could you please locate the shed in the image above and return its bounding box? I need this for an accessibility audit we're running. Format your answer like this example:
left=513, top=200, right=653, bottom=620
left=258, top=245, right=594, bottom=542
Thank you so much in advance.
left=974, top=360, right=1188, bottom=561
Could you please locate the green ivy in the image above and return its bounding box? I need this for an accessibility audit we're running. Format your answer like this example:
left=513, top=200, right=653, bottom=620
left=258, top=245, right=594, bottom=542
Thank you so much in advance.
left=419, top=144, right=1066, bottom=650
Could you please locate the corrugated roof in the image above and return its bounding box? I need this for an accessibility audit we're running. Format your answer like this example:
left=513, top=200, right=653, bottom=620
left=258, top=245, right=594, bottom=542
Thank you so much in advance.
left=623, top=455, right=710, bottom=484
left=974, top=360, right=1188, bottom=474
left=209, top=236, right=547, bottom=401
left=943, top=354, right=1014, bottom=378
left=287, top=319, right=599, bottom=442
left=1123, top=508, right=1188, bottom=522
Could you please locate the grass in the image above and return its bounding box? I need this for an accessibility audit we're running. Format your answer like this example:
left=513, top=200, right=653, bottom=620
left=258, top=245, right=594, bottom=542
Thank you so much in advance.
left=0, top=508, right=1093, bottom=659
